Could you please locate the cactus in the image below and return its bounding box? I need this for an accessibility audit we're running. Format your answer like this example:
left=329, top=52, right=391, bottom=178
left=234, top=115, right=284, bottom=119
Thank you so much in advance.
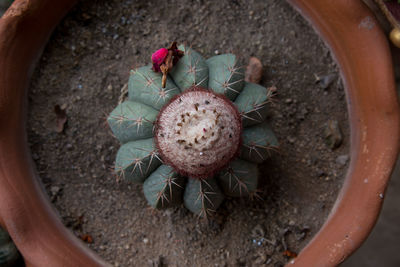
left=114, top=138, right=162, bottom=182
left=143, top=165, right=185, bottom=209
left=0, top=227, right=20, bottom=267
left=218, top=159, right=258, bottom=197
left=170, top=45, right=209, bottom=90
left=184, top=177, right=224, bottom=217
left=108, top=43, right=278, bottom=217
left=128, top=66, right=180, bottom=110
left=240, top=122, right=279, bottom=163
left=107, top=101, right=158, bottom=143
left=235, top=82, right=273, bottom=127
left=206, top=53, right=244, bottom=100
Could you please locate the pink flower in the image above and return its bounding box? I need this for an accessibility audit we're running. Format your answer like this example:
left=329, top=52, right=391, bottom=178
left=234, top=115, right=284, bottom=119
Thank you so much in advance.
left=151, top=48, right=168, bottom=72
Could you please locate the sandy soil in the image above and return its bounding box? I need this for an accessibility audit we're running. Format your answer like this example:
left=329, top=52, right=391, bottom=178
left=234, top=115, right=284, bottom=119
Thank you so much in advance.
left=27, top=0, right=349, bottom=266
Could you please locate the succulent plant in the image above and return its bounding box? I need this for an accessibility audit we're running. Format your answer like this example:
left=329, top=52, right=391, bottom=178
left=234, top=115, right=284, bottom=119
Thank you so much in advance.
left=108, top=44, right=278, bottom=217
left=0, top=227, right=20, bottom=267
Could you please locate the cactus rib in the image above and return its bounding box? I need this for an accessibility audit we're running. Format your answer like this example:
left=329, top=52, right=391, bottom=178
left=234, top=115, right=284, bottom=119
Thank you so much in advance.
left=143, top=165, right=185, bottom=209
left=240, top=122, right=279, bottom=163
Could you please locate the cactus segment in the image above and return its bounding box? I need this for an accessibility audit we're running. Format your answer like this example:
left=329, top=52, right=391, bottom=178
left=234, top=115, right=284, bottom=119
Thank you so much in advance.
left=206, top=54, right=245, bottom=100
left=218, top=159, right=258, bottom=197
left=183, top=177, right=224, bottom=217
left=128, top=65, right=180, bottom=109
left=240, top=122, right=279, bottom=163
left=143, top=165, right=185, bottom=209
left=234, top=82, right=272, bottom=127
left=115, top=138, right=162, bottom=183
left=169, top=45, right=209, bottom=90
left=108, top=100, right=158, bottom=143
left=0, top=227, right=19, bottom=267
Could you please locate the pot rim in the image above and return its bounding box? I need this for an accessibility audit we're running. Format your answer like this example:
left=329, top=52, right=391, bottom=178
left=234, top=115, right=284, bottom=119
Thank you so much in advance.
left=288, top=0, right=400, bottom=265
left=0, top=0, right=398, bottom=266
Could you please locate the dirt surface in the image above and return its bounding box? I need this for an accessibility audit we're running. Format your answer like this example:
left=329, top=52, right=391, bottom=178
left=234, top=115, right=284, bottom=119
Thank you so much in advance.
left=27, top=0, right=349, bottom=266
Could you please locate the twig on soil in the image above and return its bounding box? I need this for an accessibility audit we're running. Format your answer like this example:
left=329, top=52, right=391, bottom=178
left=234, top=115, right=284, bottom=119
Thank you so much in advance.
left=118, top=83, right=128, bottom=104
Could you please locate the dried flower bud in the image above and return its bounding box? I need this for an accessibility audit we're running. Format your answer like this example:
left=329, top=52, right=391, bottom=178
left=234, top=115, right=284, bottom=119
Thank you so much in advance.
left=151, top=48, right=169, bottom=72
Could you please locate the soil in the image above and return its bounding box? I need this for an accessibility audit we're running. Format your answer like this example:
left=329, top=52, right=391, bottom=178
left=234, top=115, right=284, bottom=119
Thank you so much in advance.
left=27, top=0, right=349, bottom=266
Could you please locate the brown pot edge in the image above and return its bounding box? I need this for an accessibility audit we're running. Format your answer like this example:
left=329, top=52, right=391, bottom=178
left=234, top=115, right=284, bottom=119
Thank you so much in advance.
left=288, top=0, right=400, bottom=266
left=0, top=0, right=108, bottom=266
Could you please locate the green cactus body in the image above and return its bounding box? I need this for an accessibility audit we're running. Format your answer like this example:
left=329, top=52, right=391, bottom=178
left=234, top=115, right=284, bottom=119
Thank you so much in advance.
left=218, top=159, right=259, bottom=197
left=183, top=177, right=224, bottom=217
left=240, top=122, right=279, bottom=163
left=169, top=45, right=209, bottom=90
left=128, top=65, right=180, bottom=109
left=108, top=101, right=158, bottom=143
left=0, top=227, right=20, bottom=267
left=234, top=82, right=272, bottom=127
left=143, top=165, right=185, bottom=209
left=206, top=54, right=244, bottom=100
left=108, top=44, right=278, bottom=217
left=115, top=138, right=161, bottom=182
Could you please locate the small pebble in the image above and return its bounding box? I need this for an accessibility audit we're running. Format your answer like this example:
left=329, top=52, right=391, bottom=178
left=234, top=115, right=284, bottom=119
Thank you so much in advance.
left=324, top=120, right=343, bottom=149
left=317, top=170, right=326, bottom=177
left=245, top=57, right=263, bottom=84
left=336, top=155, right=349, bottom=166
left=50, top=186, right=61, bottom=195
left=143, top=238, right=149, bottom=244
left=316, top=73, right=336, bottom=89
left=287, top=136, right=295, bottom=144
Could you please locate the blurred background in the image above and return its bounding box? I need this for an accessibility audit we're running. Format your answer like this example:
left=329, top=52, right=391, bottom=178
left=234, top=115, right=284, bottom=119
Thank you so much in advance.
left=342, top=158, right=400, bottom=266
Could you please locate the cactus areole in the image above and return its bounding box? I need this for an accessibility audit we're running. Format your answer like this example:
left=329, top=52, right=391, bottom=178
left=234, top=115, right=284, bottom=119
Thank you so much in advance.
left=155, top=86, right=242, bottom=179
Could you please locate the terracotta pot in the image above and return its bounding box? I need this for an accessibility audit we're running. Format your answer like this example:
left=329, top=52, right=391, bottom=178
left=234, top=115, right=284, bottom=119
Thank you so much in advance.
left=0, top=0, right=398, bottom=266
left=288, top=1, right=399, bottom=266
